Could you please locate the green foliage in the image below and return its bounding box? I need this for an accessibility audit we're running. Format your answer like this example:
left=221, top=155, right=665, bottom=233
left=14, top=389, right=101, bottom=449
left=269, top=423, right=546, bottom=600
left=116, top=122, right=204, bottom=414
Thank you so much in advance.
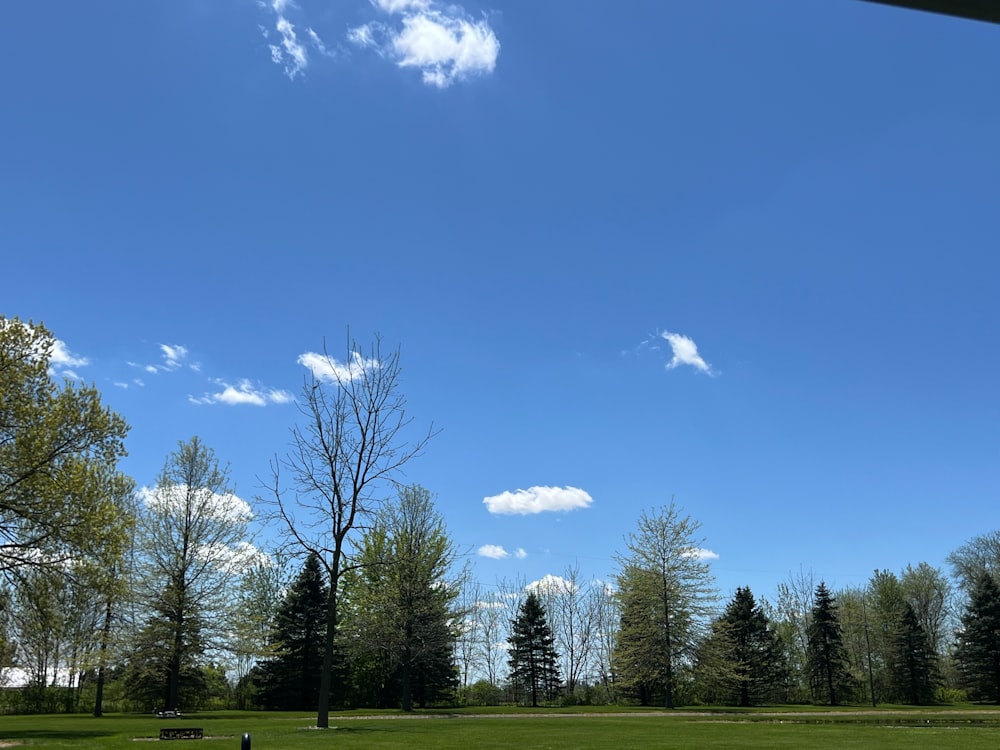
left=697, top=587, right=787, bottom=706
left=888, top=603, right=939, bottom=704
left=461, top=678, right=503, bottom=706
left=343, top=485, right=459, bottom=710
left=613, top=502, right=716, bottom=709
left=256, top=553, right=328, bottom=710
left=130, top=437, right=250, bottom=710
left=508, top=592, right=561, bottom=707
left=0, top=316, right=130, bottom=574
left=806, top=582, right=853, bottom=705
left=954, top=573, right=1000, bottom=703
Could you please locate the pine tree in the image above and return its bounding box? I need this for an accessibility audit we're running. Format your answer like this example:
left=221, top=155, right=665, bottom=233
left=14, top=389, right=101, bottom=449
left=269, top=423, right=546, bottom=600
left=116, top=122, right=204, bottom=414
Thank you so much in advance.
left=711, top=587, right=786, bottom=706
left=258, top=554, right=329, bottom=710
left=806, top=582, right=852, bottom=705
left=508, top=592, right=561, bottom=706
left=955, top=573, right=1000, bottom=703
left=888, top=603, right=939, bottom=705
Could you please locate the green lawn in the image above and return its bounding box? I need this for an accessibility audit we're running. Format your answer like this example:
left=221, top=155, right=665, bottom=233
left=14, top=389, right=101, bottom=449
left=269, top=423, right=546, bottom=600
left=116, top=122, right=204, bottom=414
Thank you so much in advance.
left=2, top=708, right=1000, bottom=749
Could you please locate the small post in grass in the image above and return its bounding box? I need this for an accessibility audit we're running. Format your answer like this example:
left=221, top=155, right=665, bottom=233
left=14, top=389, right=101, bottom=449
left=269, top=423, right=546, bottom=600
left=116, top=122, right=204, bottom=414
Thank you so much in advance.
left=241, top=732, right=251, bottom=749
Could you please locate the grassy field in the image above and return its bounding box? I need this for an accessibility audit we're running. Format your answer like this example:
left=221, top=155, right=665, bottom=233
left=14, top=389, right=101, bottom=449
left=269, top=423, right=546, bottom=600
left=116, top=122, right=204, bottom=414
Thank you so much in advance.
left=2, top=707, right=1000, bottom=749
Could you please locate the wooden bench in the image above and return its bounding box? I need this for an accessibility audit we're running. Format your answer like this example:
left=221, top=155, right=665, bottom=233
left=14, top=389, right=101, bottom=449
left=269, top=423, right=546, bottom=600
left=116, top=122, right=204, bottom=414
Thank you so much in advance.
left=159, top=727, right=204, bottom=740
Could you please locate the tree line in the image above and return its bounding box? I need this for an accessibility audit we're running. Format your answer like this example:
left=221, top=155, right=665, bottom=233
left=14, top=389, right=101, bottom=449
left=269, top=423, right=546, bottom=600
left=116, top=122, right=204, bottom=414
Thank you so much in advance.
left=2, top=316, right=1000, bottom=718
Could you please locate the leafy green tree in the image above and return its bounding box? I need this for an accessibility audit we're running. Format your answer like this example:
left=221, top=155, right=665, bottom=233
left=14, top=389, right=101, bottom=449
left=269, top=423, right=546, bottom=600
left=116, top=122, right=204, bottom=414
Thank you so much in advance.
left=614, top=566, right=665, bottom=705
left=130, top=438, right=253, bottom=710
left=954, top=573, right=1000, bottom=703
left=698, top=587, right=785, bottom=706
left=346, top=485, right=458, bottom=710
left=806, top=582, right=852, bottom=705
left=508, top=592, right=561, bottom=706
left=888, top=603, right=939, bottom=704
left=613, top=502, right=716, bottom=709
left=0, top=317, right=130, bottom=574
left=900, top=562, right=952, bottom=657
left=263, top=337, right=434, bottom=727
left=257, top=553, right=328, bottom=710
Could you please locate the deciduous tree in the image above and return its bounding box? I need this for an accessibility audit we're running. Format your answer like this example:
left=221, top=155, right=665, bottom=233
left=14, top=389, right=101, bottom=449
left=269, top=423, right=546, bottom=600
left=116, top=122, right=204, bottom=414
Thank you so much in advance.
left=0, top=317, right=130, bottom=574
left=613, top=502, right=716, bottom=709
left=346, top=485, right=459, bottom=710
left=263, top=337, right=433, bottom=727
left=130, top=438, right=253, bottom=710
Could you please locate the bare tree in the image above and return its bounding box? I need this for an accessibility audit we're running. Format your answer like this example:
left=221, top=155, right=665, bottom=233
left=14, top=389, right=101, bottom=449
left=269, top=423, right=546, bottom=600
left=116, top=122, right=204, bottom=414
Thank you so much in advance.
left=590, top=580, right=619, bottom=702
left=530, top=565, right=597, bottom=694
left=263, top=336, right=433, bottom=728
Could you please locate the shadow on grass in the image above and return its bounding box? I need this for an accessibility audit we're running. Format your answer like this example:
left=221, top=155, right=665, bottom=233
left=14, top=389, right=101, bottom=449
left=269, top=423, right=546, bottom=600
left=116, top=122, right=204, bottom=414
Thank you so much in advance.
left=0, top=729, right=117, bottom=741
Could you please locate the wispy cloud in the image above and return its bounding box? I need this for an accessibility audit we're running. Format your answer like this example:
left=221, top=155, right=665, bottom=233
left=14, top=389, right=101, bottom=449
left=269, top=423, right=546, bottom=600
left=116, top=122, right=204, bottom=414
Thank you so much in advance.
left=189, top=379, right=294, bottom=407
left=298, top=350, right=380, bottom=384
left=514, top=547, right=527, bottom=559
left=160, top=344, right=188, bottom=370
left=682, top=547, right=720, bottom=561
left=349, top=1, right=500, bottom=88
left=483, top=486, right=593, bottom=515
left=261, top=0, right=332, bottom=79
left=477, top=544, right=510, bottom=559
left=130, top=343, right=199, bottom=376
left=660, top=331, right=715, bottom=375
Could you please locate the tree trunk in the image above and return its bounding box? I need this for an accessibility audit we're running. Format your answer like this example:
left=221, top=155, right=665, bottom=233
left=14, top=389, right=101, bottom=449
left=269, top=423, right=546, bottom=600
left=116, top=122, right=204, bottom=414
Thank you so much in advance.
left=317, top=564, right=339, bottom=728
left=93, top=597, right=113, bottom=717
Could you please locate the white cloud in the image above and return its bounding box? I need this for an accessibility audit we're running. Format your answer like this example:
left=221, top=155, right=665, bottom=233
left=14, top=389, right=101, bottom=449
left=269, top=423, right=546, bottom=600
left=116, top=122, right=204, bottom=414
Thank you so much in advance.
left=258, top=0, right=498, bottom=87
left=160, top=344, right=188, bottom=370
left=483, top=486, right=593, bottom=515
left=50, top=339, right=89, bottom=369
left=477, top=544, right=509, bottom=559
left=660, top=331, right=714, bottom=374
left=682, top=547, right=720, bottom=561
left=372, top=0, right=431, bottom=12
left=197, top=540, right=270, bottom=572
left=514, top=547, right=527, bottom=559
left=347, top=23, right=379, bottom=49
left=130, top=343, right=197, bottom=375
left=526, top=574, right=577, bottom=596
left=272, top=16, right=308, bottom=79
left=349, top=1, right=499, bottom=88
left=139, top=485, right=253, bottom=524
left=189, top=379, right=294, bottom=407
left=298, top=350, right=380, bottom=384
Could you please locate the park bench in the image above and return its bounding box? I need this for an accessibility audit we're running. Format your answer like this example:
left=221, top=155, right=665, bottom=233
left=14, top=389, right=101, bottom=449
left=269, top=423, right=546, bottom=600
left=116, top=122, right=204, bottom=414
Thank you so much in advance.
left=158, top=727, right=204, bottom=740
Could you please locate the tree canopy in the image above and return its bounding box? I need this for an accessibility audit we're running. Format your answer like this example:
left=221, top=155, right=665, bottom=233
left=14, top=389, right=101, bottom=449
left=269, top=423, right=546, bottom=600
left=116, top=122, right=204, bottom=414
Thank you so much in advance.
left=0, top=317, right=130, bottom=574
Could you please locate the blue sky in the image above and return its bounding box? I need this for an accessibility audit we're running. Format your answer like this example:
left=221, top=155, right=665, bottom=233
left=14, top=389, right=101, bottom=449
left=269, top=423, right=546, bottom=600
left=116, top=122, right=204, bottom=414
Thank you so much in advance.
left=3, top=0, right=998, bottom=605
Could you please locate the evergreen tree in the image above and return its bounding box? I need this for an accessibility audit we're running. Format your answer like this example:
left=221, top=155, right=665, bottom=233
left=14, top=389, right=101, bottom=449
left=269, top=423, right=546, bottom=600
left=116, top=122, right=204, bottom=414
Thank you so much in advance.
left=258, top=554, right=329, bottom=710
left=699, top=587, right=785, bottom=706
left=806, top=582, right=852, bottom=705
left=954, top=573, right=1000, bottom=703
left=888, top=603, right=939, bottom=705
left=508, top=592, right=561, bottom=706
